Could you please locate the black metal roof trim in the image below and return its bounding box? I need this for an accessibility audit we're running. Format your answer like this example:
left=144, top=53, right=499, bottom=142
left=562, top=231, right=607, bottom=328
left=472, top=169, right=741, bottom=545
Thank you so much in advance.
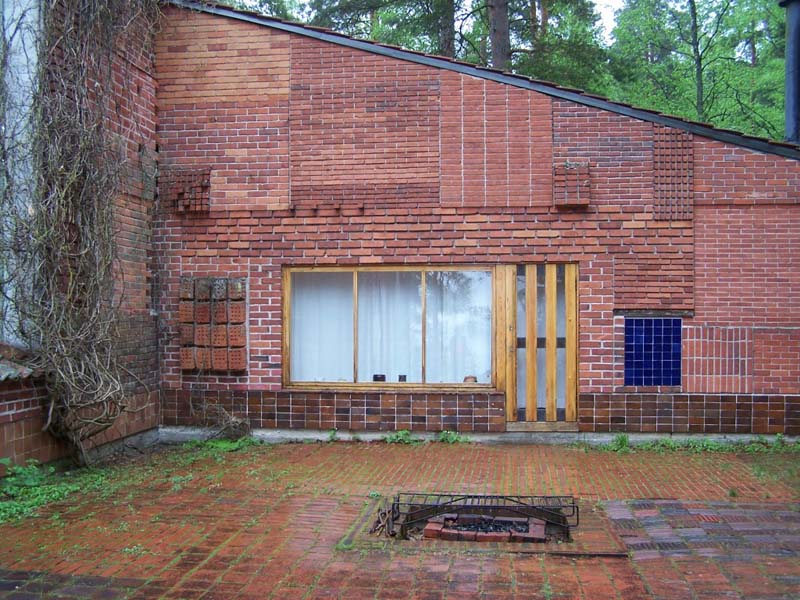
left=170, top=0, right=800, bottom=161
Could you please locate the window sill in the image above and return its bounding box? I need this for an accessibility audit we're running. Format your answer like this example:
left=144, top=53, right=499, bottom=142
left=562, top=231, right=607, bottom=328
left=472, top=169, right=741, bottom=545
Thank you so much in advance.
left=283, top=382, right=496, bottom=393
left=615, top=386, right=683, bottom=393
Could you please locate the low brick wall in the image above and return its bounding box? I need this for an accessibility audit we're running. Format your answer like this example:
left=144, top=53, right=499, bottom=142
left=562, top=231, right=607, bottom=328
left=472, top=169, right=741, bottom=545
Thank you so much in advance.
left=579, top=393, right=800, bottom=435
left=162, top=389, right=507, bottom=432
left=1, top=378, right=160, bottom=471
left=0, top=378, right=66, bottom=470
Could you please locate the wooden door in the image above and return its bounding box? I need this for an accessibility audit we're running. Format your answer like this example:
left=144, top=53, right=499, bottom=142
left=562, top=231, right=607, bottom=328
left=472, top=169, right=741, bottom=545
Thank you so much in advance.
left=498, top=264, right=578, bottom=430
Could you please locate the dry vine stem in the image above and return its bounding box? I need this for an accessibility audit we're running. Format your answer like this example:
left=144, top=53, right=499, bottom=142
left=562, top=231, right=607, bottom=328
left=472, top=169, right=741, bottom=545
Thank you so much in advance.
left=0, top=0, right=159, bottom=463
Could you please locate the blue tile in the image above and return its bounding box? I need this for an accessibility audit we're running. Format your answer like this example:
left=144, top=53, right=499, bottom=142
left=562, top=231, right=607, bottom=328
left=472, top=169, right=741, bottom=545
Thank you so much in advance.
left=624, top=317, right=682, bottom=386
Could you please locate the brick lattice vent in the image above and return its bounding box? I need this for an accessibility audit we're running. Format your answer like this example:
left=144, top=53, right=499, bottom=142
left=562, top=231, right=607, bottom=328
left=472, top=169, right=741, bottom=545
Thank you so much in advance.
left=178, top=276, right=247, bottom=372
left=162, top=168, right=212, bottom=213
left=553, top=161, right=591, bottom=208
left=653, top=125, right=693, bottom=220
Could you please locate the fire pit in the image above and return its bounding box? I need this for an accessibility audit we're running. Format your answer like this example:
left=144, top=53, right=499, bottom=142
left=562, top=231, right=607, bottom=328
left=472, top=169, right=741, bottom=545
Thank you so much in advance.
left=372, top=492, right=578, bottom=543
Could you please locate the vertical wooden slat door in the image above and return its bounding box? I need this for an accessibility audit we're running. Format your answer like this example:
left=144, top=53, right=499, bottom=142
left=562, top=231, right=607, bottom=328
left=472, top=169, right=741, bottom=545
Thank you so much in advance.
left=495, top=266, right=517, bottom=421
left=505, top=263, right=578, bottom=427
left=545, top=264, right=558, bottom=422
left=524, top=265, right=538, bottom=422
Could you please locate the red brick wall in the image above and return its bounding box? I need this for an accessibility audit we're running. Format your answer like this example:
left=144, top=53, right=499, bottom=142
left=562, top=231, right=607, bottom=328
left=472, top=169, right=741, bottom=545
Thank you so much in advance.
left=109, top=10, right=161, bottom=441
left=0, top=380, right=158, bottom=470
left=154, top=6, right=800, bottom=434
left=0, top=379, right=65, bottom=471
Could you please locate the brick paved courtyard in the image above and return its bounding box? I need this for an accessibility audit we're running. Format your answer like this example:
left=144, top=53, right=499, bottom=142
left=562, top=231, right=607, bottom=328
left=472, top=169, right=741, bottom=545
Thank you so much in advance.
left=0, top=441, right=798, bottom=599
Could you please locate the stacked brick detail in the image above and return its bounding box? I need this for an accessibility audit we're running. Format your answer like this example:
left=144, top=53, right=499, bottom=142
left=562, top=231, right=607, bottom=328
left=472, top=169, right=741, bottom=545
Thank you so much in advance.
left=178, top=277, right=248, bottom=372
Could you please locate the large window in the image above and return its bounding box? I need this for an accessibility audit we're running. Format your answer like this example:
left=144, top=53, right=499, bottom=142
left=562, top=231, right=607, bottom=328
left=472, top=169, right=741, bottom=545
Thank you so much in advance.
left=286, top=268, right=492, bottom=385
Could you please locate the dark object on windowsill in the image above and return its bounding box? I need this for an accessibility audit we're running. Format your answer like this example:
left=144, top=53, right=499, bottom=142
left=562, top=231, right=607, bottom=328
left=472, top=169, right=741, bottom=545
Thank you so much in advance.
left=463, top=375, right=478, bottom=383
left=398, top=375, right=407, bottom=382
left=373, top=374, right=386, bottom=382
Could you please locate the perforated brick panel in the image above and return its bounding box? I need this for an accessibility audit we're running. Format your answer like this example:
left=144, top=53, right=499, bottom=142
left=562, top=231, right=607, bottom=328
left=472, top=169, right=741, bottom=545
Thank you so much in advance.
left=653, top=125, right=693, bottom=220
left=178, top=276, right=248, bottom=372
left=553, top=161, right=591, bottom=208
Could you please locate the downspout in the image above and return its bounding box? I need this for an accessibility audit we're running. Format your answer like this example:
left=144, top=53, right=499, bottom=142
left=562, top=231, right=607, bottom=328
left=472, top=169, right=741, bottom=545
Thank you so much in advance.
left=781, top=0, right=800, bottom=142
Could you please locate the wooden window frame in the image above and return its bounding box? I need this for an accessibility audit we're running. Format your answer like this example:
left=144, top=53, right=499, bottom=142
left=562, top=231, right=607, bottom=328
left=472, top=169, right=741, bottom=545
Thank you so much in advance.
left=282, top=265, right=496, bottom=391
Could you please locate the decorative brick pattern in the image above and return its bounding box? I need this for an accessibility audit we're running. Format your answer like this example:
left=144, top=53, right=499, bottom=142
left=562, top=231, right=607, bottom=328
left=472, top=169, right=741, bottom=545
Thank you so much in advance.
left=613, top=256, right=694, bottom=310
left=579, top=393, right=799, bottom=435
left=695, top=206, right=800, bottom=328
left=682, top=326, right=753, bottom=393
left=290, top=36, right=440, bottom=209
left=178, top=276, right=248, bottom=373
left=553, top=161, right=591, bottom=208
left=653, top=124, right=693, bottom=220
left=753, top=330, right=800, bottom=394
left=161, top=168, right=211, bottom=213
left=161, top=389, right=506, bottom=433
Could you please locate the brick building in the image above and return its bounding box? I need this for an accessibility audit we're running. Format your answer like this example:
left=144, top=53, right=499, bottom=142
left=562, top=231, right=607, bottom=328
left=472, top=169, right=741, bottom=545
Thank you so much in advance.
left=3, top=0, right=799, bottom=465
left=156, top=0, right=800, bottom=436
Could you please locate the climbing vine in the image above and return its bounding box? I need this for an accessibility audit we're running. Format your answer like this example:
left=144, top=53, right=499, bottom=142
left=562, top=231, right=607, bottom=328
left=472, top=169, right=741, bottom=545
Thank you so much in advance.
left=0, top=0, right=159, bottom=463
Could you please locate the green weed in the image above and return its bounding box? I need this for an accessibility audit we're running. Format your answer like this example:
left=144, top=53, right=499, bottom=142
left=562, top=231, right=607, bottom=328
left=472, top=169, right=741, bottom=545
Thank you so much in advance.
left=383, top=430, right=422, bottom=445
left=605, top=433, right=631, bottom=453
left=0, top=458, right=108, bottom=523
left=121, top=544, right=147, bottom=557
left=185, top=436, right=260, bottom=454
left=437, top=430, right=470, bottom=444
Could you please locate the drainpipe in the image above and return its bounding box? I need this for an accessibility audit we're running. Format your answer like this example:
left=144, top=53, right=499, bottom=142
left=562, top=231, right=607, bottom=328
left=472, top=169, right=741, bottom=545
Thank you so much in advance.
left=781, top=0, right=800, bottom=143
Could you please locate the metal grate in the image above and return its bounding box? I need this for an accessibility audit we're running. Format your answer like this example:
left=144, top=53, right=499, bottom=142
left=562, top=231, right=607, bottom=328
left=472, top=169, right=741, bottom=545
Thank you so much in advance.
left=386, top=492, right=578, bottom=539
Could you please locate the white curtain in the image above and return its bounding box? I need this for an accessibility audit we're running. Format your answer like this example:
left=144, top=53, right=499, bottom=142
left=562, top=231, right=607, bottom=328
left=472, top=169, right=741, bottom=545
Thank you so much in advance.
left=425, top=271, right=492, bottom=383
left=357, top=272, right=422, bottom=383
left=290, top=272, right=354, bottom=382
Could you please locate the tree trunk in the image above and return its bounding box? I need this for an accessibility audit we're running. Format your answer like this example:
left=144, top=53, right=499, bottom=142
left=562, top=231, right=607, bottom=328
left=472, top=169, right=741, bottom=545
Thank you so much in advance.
left=436, top=0, right=455, bottom=57
left=687, top=0, right=704, bottom=121
left=530, top=1, right=550, bottom=47
left=488, top=0, right=511, bottom=70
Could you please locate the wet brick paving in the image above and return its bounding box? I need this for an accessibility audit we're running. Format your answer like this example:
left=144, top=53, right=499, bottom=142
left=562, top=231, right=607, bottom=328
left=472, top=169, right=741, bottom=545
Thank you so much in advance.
left=0, top=443, right=798, bottom=598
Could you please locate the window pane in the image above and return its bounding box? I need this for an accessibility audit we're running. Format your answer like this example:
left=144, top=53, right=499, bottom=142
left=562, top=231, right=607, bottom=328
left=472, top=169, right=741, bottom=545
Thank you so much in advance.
left=425, top=271, right=492, bottom=383
left=290, top=272, right=354, bottom=382
left=357, top=271, right=422, bottom=383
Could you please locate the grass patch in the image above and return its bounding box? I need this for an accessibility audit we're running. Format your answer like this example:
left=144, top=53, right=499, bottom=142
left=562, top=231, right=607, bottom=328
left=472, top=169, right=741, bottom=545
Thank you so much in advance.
left=601, top=433, right=800, bottom=455
left=382, top=430, right=422, bottom=445
left=0, top=458, right=109, bottom=523
left=437, top=430, right=470, bottom=444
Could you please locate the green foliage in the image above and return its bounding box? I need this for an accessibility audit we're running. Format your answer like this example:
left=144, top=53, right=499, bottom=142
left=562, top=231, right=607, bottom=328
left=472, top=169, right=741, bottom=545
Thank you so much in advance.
left=612, top=435, right=800, bottom=454
left=0, top=459, right=107, bottom=523
left=605, top=433, right=632, bottom=453
left=382, top=429, right=422, bottom=445
left=609, top=0, right=785, bottom=138
left=327, top=429, right=338, bottom=442
left=437, top=430, right=470, bottom=444
left=185, top=436, right=260, bottom=454
left=121, top=544, right=147, bottom=557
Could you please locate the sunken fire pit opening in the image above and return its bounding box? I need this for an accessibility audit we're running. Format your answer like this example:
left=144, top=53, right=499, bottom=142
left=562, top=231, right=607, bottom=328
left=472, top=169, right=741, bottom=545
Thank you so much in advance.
left=372, top=493, right=578, bottom=543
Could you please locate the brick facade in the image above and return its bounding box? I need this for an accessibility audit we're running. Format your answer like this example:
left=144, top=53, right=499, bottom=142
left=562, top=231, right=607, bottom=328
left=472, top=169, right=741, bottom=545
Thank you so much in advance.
left=152, top=5, right=799, bottom=436
left=1, top=9, right=160, bottom=467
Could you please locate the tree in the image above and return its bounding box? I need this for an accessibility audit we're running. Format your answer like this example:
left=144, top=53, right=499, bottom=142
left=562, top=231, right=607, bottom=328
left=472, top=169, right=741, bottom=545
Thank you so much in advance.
left=488, top=0, right=510, bottom=69
left=308, top=0, right=460, bottom=57
left=610, top=0, right=784, bottom=138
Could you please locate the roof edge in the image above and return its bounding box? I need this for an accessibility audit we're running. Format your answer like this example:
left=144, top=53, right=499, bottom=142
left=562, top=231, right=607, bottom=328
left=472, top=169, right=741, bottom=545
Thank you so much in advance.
left=169, top=0, right=800, bottom=161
